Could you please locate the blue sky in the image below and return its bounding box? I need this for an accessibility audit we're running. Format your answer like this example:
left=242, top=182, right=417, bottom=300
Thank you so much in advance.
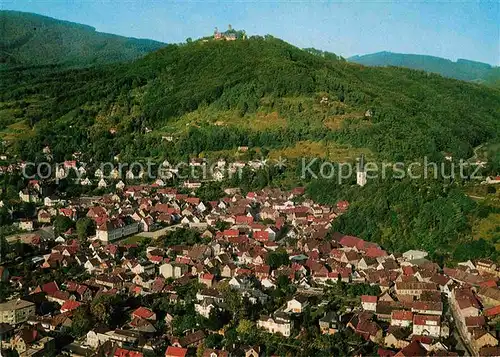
left=3, top=0, right=499, bottom=65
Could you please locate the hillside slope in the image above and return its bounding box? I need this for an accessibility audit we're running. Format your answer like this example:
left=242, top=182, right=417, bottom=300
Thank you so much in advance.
left=349, top=51, right=499, bottom=85
left=0, top=11, right=165, bottom=67
left=1, top=36, right=499, bottom=163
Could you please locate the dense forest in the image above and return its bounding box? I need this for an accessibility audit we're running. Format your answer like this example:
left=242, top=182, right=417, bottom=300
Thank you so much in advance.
left=1, top=35, right=499, bottom=164
left=0, top=11, right=165, bottom=67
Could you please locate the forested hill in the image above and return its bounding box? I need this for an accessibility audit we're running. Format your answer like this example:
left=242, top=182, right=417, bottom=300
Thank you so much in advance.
left=1, top=35, right=500, bottom=163
left=349, top=51, right=500, bottom=85
left=0, top=11, right=165, bottom=67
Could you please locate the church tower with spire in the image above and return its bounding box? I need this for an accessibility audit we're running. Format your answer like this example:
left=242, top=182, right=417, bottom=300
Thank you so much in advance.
left=357, top=154, right=367, bottom=187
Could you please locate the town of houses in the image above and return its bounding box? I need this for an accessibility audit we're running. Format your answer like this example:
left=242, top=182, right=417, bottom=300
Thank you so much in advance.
left=0, top=157, right=499, bottom=357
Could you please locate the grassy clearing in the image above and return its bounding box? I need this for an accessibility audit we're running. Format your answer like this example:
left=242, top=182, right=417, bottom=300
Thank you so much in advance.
left=0, top=120, right=34, bottom=141
left=0, top=108, right=23, bottom=129
left=198, top=147, right=261, bottom=160
left=323, top=112, right=366, bottom=130
left=465, top=184, right=500, bottom=252
left=268, top=140, right=372, bottom=162
left=472, top=213, right=500, bottom=251
left=119, top=235, right=148, bottom=245
left=160, top=108, right=288, bottom=135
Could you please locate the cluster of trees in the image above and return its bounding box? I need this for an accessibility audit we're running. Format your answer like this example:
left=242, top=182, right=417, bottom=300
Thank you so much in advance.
left=53, top=216, right=95, bottom=240
left=266, top=250, right=290, bottom=270
left=158, top=228, right=208, bottom=247
left=71, top=294, right=127, bottom=337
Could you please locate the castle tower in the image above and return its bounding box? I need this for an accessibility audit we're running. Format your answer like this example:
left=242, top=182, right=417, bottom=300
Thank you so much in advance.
left=357, top=154, right=367, bottom=187
left=214, top=27, right=221, bottom=39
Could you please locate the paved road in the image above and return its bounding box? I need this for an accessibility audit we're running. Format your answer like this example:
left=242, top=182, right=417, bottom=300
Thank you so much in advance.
left=448, top=298, right=473, bottom=356
left=135, top=224, right=183, bottom=239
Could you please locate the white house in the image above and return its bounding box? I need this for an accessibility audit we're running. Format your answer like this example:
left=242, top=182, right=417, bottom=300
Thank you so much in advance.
left=361, top=295, right=377, bottom=311
left=81, top=178, right=92, bottom=186
left=78, top=166, right=86, bottom=176
left=484, top=176, right=500, bottom=184
left=413, top=314, right=441, bottom=337
left=261, top=278, right=277, bottom=289
left=98, top=179, right=107, bottom=188
left=402, top=250, right=428, bottom=261
left=257, top=315, right=292, bottom=337
left=285, top=296, right=309, bottom=313
left=55, top=166, right=66, bottom=180
left=391, top=310, right=413, bottom=327
left=86, top=329, right=111, bottom=348
left=194, top=298, right=216, bottom=318
left=110, top=169, right=120, bottom=179
left=154, top=179, right=165, bottom=187
left=95, top=218, right=139, bottom=242
left=159, top=262, right=188, bottom=279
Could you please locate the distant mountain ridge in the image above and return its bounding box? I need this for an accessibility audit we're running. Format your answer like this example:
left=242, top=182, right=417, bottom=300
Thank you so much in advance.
left=349, top=51, right=500, bottom=85
left=0, top=10, right=166, bottom=68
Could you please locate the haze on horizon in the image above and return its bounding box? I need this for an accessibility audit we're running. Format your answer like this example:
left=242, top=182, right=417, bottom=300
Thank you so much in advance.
left=3, top=0, right=499, bottom=66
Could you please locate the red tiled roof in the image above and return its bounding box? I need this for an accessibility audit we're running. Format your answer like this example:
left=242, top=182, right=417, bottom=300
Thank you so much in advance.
left=41, top=281, right=59, bottom=294
left=59, top=208, right=75, bottom=217
left=114, top=347, right=143, bottom=357
left=223, top=229, right=239, bottom=237
left=254, top=265, right=271, bottom=274
left=411, top=301, right=443, bottom=313
left=292, top=187, right=306, bottom=195
left=356, top=319, right=381, bottom=337
left=413, top=314, right=440, bottom=326
left=391, top=310, right=413, bottom=321
left=396, top=340, right=427, bottom=356
left=165, top=346, right=187, bottom=357
left=149, top=255, right=163, bottom=263
left=361, top=295, right=377, bottom=303
left=465, top=315, right=485, bottom=327
left=132, top=306, right=155, bottom=320
left=484, top=305, right=500, bottom=317
left=254, top=231, right=269, bottom=242
left=365, top=247, right=388, bottom=258
left=60, top=300, right=81, bottom=312
left=336, top=200, right=349, bottom=210
left=235, top=215, right=253, bottom=224
left=478, top=280, right=498, bottom=288
left=185, top=197, right=200, bottom=205
left=339, top=235, right=363, bottom=248
left=200, top=273, right=214, bottom=281
left=378, top=348, right=395, bottom=357
left=402, top=266, right=415, bottom=276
